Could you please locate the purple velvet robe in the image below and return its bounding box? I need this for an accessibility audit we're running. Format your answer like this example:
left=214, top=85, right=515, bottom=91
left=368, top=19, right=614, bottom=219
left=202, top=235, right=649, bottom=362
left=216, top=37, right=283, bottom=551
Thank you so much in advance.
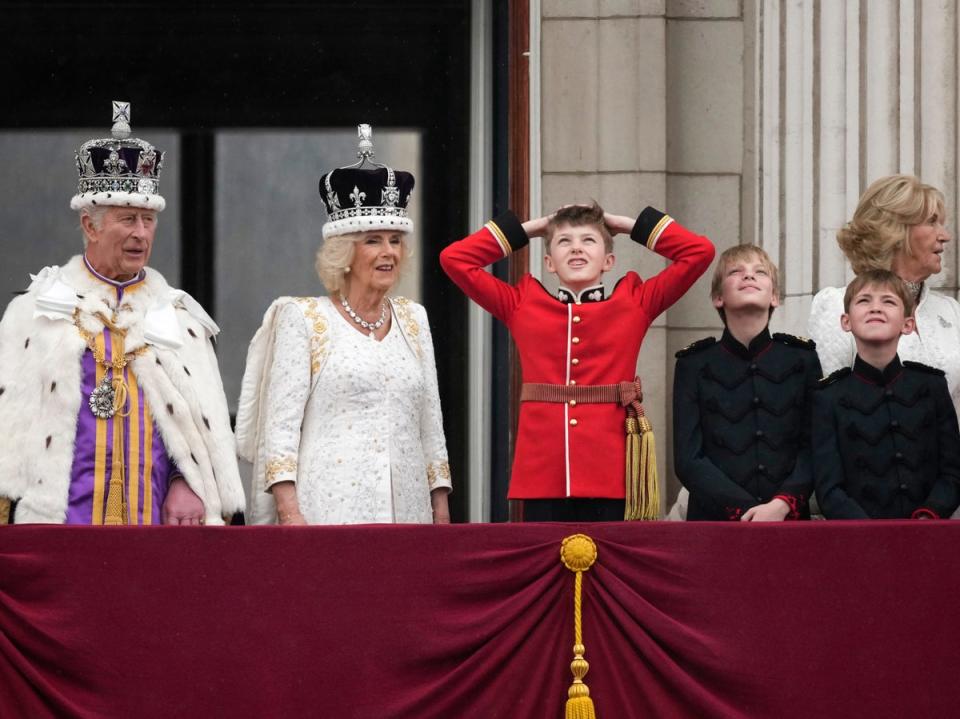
left=66, top=258, right=178, bottom=524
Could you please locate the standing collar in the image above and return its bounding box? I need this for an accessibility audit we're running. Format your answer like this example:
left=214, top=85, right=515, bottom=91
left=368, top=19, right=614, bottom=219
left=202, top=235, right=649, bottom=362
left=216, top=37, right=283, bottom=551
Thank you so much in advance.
left=853, top=354, right=903, bottom=386
left=720, top=326, right=772, bottom=360
left=83, top=255, right=146, bottom=290
left=557, top=284, right=605, bottom=304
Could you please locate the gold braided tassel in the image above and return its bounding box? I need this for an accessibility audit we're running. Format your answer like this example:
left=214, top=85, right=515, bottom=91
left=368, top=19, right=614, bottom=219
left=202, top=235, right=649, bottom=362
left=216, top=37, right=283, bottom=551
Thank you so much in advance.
left=103, top=407, right=127, bottom=525
left=624, top=416, right=659, bottom=520
left=561, top=534, right=599, bottom=719
left=104, top=359, right=130, bottom=525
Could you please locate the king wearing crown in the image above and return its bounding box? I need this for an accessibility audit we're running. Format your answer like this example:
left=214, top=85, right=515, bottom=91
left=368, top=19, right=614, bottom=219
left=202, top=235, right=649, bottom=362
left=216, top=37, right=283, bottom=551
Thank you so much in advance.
left=0, top=101, right=245, bottom=526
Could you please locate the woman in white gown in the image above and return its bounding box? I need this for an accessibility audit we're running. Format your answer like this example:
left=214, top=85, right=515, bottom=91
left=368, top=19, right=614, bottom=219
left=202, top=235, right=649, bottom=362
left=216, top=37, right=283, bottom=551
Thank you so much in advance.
left=236, top=127, right=452, bottom=525
left=807, top=174, right=960, bottom=413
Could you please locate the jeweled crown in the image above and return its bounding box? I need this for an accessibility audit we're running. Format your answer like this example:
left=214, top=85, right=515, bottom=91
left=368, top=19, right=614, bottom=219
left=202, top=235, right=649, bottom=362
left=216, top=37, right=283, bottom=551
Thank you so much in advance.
left=70, top=100, right=166, bottom=212
left=318, top=124, right=414, bottom=239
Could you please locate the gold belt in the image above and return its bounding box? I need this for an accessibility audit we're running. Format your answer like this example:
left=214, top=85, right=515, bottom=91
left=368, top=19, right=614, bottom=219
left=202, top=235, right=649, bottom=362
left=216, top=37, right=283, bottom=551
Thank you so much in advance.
left=519, top=379, right=642, bottom=407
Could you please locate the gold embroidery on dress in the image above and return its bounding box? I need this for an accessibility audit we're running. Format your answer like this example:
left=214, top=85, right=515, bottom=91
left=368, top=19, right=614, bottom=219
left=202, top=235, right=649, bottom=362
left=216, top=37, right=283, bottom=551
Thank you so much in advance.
left=265, top=456, right=298, bottom=485
left=392, top=297, right=422, bottom=359
left=294, top=298, right=329, bottom=375
left=426, top=461, right=450, bottom=488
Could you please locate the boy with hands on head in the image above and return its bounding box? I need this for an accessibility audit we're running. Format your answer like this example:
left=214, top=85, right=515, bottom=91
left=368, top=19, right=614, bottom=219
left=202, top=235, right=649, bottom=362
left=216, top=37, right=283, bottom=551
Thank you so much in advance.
left=441, top=202, right=714, bottom=521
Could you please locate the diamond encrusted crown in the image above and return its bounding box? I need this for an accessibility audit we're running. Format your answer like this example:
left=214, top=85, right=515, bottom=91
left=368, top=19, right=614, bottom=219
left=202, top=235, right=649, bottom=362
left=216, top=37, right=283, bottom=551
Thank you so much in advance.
left=318, top=124, right=414, bottom=239
left=70, top=100, right=166, bottom=212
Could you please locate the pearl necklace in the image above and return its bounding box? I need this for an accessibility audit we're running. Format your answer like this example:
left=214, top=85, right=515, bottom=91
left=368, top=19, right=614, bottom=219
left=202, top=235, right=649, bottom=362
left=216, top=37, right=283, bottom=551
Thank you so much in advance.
left=340, top=296, right=387, bottom=335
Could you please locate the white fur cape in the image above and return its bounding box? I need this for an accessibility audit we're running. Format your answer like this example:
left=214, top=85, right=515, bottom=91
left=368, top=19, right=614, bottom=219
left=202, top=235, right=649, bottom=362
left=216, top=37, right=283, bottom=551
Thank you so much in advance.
left=0, top=255, right=246, bottom=524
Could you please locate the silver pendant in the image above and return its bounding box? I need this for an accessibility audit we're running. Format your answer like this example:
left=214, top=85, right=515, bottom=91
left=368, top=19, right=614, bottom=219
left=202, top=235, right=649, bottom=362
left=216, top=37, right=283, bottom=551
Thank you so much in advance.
left=89, top=374, right=116, bottom=419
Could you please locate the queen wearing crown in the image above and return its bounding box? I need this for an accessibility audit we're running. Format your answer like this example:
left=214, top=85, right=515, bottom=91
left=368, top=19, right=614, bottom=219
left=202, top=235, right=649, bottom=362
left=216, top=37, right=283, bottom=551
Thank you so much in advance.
left=236, top=125, right=452, bottom=525
left=0, top=101, right=246, bottom=525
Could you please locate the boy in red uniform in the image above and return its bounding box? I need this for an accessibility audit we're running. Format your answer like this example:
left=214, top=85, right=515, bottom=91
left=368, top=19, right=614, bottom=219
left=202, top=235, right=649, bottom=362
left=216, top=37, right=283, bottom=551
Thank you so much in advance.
left=440, top=203, right=714, bottom=521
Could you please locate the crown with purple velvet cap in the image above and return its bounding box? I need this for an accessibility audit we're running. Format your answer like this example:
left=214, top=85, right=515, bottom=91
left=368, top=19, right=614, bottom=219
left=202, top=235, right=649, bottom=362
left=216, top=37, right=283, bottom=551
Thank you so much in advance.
left=317, top=124, right=414, bottom=239
left=70, top=100, right=165, bottom=213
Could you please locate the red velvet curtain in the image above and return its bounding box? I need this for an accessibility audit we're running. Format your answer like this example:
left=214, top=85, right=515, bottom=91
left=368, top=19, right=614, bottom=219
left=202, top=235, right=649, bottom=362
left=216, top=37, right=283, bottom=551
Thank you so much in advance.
left=1, top=522, right=958, bottom=718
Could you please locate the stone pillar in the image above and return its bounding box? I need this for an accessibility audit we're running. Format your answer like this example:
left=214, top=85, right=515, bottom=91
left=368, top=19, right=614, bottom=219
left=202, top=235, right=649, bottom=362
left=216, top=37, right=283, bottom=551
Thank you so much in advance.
left=663, top=1, right=744, bottom=506
left=541, top=0, right=671, bottom=505
left=536, top=0, right=960, bottom=513
left=539, top=0, right=746, bottom=508
left=747, top=0, right=960, bottom=327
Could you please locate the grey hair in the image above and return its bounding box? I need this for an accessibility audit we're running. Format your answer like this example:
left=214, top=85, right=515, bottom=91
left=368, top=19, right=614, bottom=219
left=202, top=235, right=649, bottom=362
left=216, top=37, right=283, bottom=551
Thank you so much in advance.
left=78, top=206, right=110, bottom=248
left=315, top=231, right=410, bottom=295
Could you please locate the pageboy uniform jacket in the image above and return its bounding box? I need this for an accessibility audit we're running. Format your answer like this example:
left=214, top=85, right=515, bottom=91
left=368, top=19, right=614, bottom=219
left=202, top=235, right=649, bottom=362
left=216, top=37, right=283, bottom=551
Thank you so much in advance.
left=440, top=208, right=714, bottom=499
left=673, top=328, right=822, bottom=520
left=812, top=355, right=960, bottom=519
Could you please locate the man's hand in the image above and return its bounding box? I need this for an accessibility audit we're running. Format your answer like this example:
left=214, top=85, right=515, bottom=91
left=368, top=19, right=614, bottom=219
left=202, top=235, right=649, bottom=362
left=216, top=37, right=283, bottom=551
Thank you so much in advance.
left=162, top=477, right=206, bottom=526
left=741, top=498, right=791, bottom=522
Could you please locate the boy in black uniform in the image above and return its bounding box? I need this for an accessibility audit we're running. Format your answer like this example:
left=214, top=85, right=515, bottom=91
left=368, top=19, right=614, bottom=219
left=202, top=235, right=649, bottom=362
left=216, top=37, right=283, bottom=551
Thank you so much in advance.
left=813, top=270, right=960, bottom=519
left=673, top=245, right=822, bottom=520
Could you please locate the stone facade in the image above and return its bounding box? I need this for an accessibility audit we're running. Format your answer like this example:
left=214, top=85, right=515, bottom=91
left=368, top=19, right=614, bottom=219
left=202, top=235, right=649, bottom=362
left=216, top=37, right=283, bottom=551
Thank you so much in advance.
left=537, top=0, right=960, bottom=509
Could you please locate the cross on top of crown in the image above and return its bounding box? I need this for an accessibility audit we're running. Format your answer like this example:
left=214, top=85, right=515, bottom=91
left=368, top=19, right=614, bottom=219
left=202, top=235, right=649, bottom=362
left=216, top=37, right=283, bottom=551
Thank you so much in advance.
left=112, top=100, right=131, bottom=139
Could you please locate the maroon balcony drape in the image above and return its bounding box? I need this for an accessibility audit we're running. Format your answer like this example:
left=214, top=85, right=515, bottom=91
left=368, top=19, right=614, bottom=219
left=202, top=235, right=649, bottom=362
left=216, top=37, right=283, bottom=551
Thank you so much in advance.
left=1, top=522, right=958, bottom=718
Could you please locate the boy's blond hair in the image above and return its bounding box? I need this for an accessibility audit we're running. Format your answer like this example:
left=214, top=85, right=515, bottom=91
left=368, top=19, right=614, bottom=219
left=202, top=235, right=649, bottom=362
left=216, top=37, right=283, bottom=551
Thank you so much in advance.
left=710, top=244, right=780, bottom=322
left=544, top=202, right=613, bottom=254
left=842, top=269, right=916, bottom=318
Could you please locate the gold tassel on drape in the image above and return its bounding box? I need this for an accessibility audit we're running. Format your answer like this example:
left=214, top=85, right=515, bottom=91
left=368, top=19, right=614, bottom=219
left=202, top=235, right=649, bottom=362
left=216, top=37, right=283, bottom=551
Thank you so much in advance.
left=620, top=380, right=659, bottom=520
left=561, top=534, right=599, bottom=719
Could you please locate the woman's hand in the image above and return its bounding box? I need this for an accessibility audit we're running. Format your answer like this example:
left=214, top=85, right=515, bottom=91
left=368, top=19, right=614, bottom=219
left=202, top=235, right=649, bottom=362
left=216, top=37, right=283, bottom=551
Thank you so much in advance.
left=271, top=481, right=307, bottom=526
left=431, top=488, right=451, bottom=525
left=278, top=510, right=307, bottom=526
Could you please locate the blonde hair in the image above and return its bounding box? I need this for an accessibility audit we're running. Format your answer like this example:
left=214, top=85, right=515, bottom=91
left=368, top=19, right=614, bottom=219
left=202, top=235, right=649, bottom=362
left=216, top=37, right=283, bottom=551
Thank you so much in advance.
left=315, top=231, right=410, bottom=294
left=838, top=174, right=945, bottom=274
left=710, top=244, right=780, bottom=323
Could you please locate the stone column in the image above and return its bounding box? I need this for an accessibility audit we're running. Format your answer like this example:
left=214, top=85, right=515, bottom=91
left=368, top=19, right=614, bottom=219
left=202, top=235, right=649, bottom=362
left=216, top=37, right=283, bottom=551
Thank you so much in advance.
left=747, top=0, right=960, bottom=329
left=539, top=1, right=746, bottom=508
left=541, top=0, right=671, bottom=504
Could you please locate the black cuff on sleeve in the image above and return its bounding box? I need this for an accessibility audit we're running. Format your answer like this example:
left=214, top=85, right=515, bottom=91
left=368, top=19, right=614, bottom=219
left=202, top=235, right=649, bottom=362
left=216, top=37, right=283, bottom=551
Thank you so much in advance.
left=488, top=211, right=530, bottom=254
left=630, top=206, right=669, bottom=248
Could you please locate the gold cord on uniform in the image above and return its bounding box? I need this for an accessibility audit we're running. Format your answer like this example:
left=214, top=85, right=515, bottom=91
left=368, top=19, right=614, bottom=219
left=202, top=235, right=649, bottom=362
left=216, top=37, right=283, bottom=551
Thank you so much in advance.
left=74, top=309, right=148, bottom=524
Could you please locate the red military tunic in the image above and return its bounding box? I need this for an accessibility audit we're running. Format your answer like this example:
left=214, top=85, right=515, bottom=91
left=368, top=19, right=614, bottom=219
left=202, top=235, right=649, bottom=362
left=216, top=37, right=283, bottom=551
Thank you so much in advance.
left=440, top=208, right=715, bottom=499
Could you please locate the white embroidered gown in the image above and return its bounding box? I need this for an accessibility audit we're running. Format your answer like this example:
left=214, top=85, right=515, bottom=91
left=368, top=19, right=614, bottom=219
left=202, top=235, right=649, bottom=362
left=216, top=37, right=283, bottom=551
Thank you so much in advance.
left=243, top=296, right=451, bottom=524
